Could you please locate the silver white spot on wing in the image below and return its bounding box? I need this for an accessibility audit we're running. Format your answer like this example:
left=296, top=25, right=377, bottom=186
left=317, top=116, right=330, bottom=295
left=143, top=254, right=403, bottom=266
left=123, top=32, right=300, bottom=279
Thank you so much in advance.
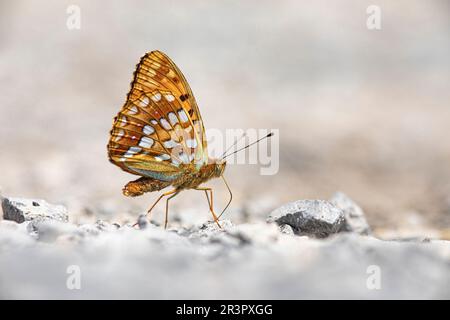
left=160, top=118, right=171, bottom=130
left=118, top=116, right=128, bottom=127
left=128, top=106, right=138, bottom=115
left=186, top=138, right=197, bottom=148
left=179, top=152, right=190, bottom=164
left=138, top=136, right=154, bottom=149
left=139, top=96, right=149, bottom=107
left=124, top=146, right=141, bottom=158
left=165, top=94, right=175, bottom=102
left=168, top=112, right=178, bottom=126
left=163, top=139, right=179, bottom=149
left=150, top=120, right=158, bottom=125
left=143, top=125, right=154, bottom=135
left=154, top=154, right=170, bottom=162
left=151, top=93, right=161, bottom=102
left=178, top=109, right=189, bottom=123
left=113, top=129, right=125, bottom=142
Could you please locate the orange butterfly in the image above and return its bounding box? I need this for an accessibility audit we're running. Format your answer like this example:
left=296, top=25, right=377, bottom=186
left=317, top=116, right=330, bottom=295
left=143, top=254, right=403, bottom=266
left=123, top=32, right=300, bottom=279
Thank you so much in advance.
left=107, top=50, right=232, bottom=228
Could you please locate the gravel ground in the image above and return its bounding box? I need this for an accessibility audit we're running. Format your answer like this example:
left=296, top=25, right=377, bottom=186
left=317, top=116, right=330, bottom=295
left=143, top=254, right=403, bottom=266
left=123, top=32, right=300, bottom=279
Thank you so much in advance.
left=1, top=194, right=448, bottom=299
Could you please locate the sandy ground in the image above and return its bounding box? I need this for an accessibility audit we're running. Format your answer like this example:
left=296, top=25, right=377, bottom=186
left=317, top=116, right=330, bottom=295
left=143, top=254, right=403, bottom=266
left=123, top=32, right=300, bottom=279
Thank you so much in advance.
left=1, top=0, right=449, bottom=233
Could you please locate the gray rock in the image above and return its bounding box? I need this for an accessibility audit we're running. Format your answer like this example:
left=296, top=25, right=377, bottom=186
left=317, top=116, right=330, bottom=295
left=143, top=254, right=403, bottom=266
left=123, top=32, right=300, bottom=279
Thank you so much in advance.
left=268, top=200, right=344, bottom=238
left=330, top=192, right=371, bottom=235
left=2, top=197, right=68, bottom=224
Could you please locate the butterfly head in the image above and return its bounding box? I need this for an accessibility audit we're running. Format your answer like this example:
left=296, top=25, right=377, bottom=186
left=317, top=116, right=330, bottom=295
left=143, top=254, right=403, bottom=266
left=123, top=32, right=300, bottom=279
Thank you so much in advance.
left=209, top=158, right=226, bottom=178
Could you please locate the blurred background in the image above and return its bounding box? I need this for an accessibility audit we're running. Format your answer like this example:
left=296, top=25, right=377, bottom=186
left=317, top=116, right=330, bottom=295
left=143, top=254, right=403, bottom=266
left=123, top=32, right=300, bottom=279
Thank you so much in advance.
left=0, top=0, right=449, bottom=234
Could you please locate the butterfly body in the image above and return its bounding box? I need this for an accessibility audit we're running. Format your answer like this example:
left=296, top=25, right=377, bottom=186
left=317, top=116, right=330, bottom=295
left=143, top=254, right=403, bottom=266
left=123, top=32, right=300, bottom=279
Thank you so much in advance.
left=122, top=160, right=226, bottom=197
left=107, top=50, right=231, bottom=228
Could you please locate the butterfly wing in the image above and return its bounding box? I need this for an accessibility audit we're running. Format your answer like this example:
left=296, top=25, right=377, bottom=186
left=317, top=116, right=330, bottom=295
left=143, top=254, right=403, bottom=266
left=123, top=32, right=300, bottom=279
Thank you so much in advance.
left=107, top=50, right=208, bottom=181
left=136, top=51, right=208, bottom=162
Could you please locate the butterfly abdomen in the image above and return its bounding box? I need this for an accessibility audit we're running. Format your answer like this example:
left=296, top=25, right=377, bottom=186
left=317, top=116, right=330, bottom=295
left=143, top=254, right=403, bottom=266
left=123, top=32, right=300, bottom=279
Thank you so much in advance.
left=123, top=177, right=172, bottom=197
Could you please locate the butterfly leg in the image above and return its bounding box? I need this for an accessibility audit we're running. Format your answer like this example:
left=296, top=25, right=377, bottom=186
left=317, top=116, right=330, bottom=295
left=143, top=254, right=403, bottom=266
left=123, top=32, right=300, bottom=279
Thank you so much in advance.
left=147, top=189, right=177, bottom=218
left=204, top=190, right=212, bottom=208
left=132, top=189, right=178, bottom=228
left=195, top=187, right=221, bottom=228
left=164, top=191, right=179, bottom=229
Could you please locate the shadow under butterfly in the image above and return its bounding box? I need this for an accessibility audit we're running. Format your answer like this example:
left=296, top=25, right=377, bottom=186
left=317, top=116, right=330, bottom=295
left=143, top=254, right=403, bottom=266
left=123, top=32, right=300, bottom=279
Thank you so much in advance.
left=107, top=50, right=273, bottom=228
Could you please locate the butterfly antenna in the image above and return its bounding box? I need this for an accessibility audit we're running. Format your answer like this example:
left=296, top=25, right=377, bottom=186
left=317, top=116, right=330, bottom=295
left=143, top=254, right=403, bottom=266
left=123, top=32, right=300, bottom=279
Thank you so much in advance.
left=220, top=132, right=246, bottom=159
left=222, top=132, right=274, bottom=160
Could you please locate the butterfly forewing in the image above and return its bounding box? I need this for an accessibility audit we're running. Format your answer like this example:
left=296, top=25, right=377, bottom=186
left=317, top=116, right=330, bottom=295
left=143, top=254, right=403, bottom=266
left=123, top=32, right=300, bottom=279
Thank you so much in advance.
left=135, top=51, right=208, bottom=162
left=108, top=51, right=208, bottom=180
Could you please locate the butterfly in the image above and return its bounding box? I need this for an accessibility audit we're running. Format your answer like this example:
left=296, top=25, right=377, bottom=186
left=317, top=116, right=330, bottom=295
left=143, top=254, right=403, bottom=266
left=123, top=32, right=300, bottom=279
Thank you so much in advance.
left=107, top=50, right=232, bottom=228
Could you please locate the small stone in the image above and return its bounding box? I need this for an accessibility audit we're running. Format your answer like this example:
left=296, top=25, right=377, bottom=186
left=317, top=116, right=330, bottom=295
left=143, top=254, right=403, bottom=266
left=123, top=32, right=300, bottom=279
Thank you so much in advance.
left=2, top=197, right=68, bottom=224
left=330, top=192, right=371, bottom=235
left=95, top=220, right=117, bottom=232
left=268, top=200, right=344, bottom=238
left=76, top=224, right=102, bottom=237
left=137, top=214, right=149, bottom=229
left=279, top=224, right=295, bottom=235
